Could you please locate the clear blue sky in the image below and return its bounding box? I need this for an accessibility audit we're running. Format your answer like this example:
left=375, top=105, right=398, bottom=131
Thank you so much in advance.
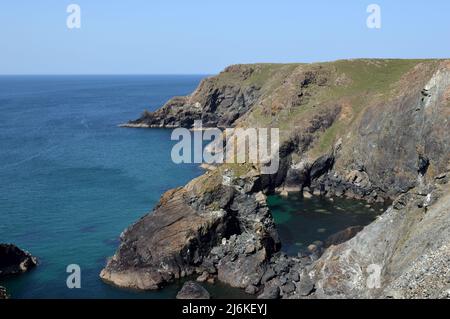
left=1, top=0, right=449, bottom=74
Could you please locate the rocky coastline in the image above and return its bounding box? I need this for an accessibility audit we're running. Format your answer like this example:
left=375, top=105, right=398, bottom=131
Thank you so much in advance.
left=102, top=59, right=450, bottom=298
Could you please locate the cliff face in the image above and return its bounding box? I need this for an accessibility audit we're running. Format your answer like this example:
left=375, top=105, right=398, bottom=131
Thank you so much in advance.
left=310, top=176, right=450, bottom=299
left=101, top=166, right=280, bottom=290
left=104, top=59, right=450, bottom=298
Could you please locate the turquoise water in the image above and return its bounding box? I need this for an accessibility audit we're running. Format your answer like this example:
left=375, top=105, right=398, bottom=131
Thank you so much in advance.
left=0, top=75, right=215, bottom=298
left=268, top=194, right=388, bottom=256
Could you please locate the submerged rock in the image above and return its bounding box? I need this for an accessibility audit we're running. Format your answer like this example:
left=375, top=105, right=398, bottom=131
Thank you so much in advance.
left=0, top=244, right=37, bottom=277
left=176, top=281, right=210, bottom=299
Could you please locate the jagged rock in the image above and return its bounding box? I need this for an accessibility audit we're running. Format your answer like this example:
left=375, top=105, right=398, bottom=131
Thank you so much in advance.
left=0, top=244, right=37, bottom=277
left=124, top=65, right=263, bottom=129
left=310, top=179, right=450, bottom=299
left=281, top=282, right=296, bottom=295
left=261, top=268, right=276, bottom=284
left=100, top=184, right=233, bottom=289
left=0, top=286, right=7, bottom=299
left=245, top=284, right=258, bottom=295
left=101, top=169, right=279, bottom=290
left=176, top=281, right=210, bottom=299
left=296, top=273, right=315, bottom=297
left=196, top=271, right=209, bottom=283
left=244, top=244, right=256, bottom=255
left=217, top=248, right=267, bottom=288
left=310, top=154, right=334, bottom=180
left=257, top=286, right=280, bottom=299
left=287, top=269, right=300, bottom=282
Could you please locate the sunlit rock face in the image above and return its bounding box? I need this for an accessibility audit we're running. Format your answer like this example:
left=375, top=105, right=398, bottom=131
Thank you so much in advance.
left=103, top=60, right=450, bottom=299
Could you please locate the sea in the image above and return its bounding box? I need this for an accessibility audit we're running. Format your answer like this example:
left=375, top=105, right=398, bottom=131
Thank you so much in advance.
left=0, top=75, right=248, bottom=298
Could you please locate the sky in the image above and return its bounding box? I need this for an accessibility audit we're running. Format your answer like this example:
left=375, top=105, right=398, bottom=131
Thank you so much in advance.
left=1, top=0, right=450, bottom=74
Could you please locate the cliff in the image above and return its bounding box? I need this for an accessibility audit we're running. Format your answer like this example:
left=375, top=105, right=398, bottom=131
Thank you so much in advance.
left=103, top=59, right=450, bottom=298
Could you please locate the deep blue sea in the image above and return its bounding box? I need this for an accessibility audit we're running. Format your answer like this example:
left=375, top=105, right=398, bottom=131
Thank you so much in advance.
left=0, top=75, right=242, bottom=298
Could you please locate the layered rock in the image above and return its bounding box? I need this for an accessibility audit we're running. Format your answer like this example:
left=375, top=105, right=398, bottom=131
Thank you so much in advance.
left=308, top=174, right=450, bottom=299
left=123, top=65, right=267, bottom=128
left=101, top=166, right=280, bottom=290
left=105, top=59, right=450, bottom=299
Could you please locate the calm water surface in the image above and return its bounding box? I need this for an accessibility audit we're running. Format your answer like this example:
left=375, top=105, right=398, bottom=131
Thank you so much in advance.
left=268, top=193, right=388, bottom=256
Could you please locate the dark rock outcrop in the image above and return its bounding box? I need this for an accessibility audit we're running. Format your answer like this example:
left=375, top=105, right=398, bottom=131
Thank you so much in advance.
left=176, top=281, right=210, bottom=299
left=0, top=286, right=7, bottom=299
left=123, top=65, right=265, bottom=129
left=101, top=167, right=280, bottom=290
left=257, top=285, right=280, bottom=299
left=0, top=244, right=37, bottom=278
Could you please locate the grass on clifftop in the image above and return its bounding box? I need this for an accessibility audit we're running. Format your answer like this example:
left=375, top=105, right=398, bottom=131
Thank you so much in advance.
left=194, top=59, right=440, bottom=175
left=309, top=59, right=437, bottom=156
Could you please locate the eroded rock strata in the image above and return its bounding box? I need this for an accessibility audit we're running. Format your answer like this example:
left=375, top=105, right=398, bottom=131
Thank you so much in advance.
left=104, top=59, right=450, bottom=298
left=101, top=166, right=280, bottom=290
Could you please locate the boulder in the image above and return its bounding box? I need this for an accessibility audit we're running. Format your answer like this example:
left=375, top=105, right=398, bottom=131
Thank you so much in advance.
left=257, top=286, right=280, bottom=299
left=245, top=284, right=258, bottom=295
left=176, top=281, right=210, bottom=299
left=0, top=286, right=7, bottom=299
left=296, top=273, right=315, bottom=296
left=261, top=268, right=276, bottom=284
left=196, top=271, right=209, bottom=283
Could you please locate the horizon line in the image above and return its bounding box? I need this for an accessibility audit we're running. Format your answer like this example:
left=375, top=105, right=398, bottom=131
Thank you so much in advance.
left=0, top=73, right=213, bottom=76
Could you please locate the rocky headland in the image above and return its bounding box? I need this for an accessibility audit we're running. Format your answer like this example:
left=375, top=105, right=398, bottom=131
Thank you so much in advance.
left=103, top=59, right=450, bottom=298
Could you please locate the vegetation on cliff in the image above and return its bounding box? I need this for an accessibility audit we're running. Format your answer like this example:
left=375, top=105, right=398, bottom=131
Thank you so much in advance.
left=106, top=59, right=450, bottom=299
